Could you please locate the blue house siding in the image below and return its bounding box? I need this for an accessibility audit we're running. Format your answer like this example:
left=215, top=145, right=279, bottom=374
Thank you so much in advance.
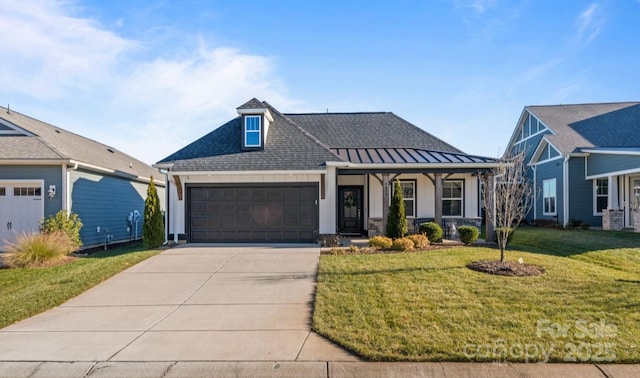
left=69, top=169, right=161, bottom=247
left=586, top=154, right=640, bottom=177
left=533, top=160, right=564, bottom=224
left=0, top=165, right=63, bottom=218
left=567, top=157, right=601, bottom=226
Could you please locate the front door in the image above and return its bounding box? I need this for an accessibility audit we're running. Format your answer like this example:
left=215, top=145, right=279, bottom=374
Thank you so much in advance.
left=338, top=186, right=363, bottom=235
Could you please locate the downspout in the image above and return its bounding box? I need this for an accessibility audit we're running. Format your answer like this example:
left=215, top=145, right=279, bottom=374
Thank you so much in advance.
left=63, top=161, right=79, bottom=212
left=563, top=155, right=570, bottom=226
left=532, top=165, right=537, bottom=220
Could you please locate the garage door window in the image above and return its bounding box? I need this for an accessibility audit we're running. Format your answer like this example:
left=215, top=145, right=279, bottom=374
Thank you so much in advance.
left=13, top=187, right=42, bottom=196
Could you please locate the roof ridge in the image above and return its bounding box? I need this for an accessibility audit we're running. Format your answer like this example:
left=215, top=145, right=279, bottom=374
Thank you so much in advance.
left=386, top=112, right=464, bottom=154
left=284, top=111, right=389, bottom=116
left=263, top=102, right=346, bottom=163
left=527, top=101, right=640, bottom=108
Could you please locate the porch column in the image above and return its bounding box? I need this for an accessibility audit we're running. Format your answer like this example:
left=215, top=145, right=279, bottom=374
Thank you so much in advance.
left=382, top=173, right=390, bottom=234
left=434, top=173, right=443, bottom=226
left=608, top=176, right=619, bottom=210
left=483, top=173, right=495, bottom=243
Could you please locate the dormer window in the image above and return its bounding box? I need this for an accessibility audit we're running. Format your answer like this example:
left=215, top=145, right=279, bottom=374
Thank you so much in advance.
left=244, top=115, right=262, bottom=148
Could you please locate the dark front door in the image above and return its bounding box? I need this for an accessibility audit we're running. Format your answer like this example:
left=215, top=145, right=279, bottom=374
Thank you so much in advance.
left=338, top=186, right=363, bottom=235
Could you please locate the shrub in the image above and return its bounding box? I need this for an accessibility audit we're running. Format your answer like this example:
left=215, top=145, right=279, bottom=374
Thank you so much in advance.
left=419, top=222, right=443, bottom=242
left=143, top=177, right=165, bottom=249
left=386, top=180, right=408, bottom=238
left=580, top=222, right=590, bottom=230
left=40, top=210, right=83, bottom=248
left=368, top=235, right=393, bottom=249
left=494, top=227, right=514, bottom=247
left=391, top=237, right=414, bottom=251
left=457, top=225, right=479, bottom=245
left=407, top=234, right=429, bottom=249
left=4, top=232, right=76, bottom=268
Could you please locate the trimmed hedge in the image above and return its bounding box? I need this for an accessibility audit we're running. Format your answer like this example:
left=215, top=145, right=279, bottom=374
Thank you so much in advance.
left=457, top=225, right=479, bottom=245
left=407, top=234, right=429, bottom=249
left=419, top=222, right=443, bottom=242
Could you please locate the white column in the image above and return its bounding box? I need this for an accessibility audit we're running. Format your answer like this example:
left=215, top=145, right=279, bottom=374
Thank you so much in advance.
left=608, top=176, right=619, bottom=210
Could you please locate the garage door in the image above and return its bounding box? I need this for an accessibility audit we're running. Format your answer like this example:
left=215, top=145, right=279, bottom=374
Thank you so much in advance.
left=0, top=182, right=44, bottom=250
left=187, top=183, right=318, bottom=243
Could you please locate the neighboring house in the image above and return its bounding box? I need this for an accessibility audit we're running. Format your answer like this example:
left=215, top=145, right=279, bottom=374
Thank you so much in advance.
left=0, top=106, right=165, bottom=249
left=504, top=102, right=640, bottom=229
left=155, top=98, right=498, bottom=243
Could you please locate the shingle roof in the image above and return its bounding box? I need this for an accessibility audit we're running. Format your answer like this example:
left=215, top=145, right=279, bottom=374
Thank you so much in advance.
left=159, top=99, right=491, bottom=171
left=526, top=102, right=640, bottom=155
left=284, top=112, right=463, bottom=152
left=0, top=107, right=159, bottom=181
left=158, top=102, right=342, bottom=171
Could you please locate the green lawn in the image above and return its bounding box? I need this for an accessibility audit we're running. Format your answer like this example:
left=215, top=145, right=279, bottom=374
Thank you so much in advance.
left=0, top=244, right=159, bottom=329
left=313, top=227, right=640, bottom=363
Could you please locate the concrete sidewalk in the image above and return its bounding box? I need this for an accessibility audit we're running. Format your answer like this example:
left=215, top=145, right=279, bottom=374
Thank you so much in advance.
left=0, top=245, right=637, bottom=377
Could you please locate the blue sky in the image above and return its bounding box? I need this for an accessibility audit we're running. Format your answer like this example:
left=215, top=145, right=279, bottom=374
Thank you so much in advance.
left=1, top=0, right=638, bottom=164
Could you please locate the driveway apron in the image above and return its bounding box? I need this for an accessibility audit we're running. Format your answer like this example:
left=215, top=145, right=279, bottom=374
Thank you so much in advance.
left=0, top=245, right=356, bottom=362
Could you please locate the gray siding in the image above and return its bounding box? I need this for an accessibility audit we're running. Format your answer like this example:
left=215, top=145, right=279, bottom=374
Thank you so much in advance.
left=567, top=157, right=601, bottom=226
left=587, top=154, right=640, bottom=177
left=0, top=165, right=63, bottom=217
left=533, top=159, right=564, bottom=224
left=70, top=169, right=163, bottom=247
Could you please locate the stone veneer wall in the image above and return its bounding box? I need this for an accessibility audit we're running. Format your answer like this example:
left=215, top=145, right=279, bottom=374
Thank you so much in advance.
left=368, top=218, right=383, bottom=237
left=632, top=209, right=640, bottom=232
left=603, top=209, right=624, bottom=231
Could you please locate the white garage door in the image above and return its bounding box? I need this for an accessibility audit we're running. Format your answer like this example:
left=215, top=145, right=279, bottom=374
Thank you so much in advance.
left=0, top=181, right=44, bottom=250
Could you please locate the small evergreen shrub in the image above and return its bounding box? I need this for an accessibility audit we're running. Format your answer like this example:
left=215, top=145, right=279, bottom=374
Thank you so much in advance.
left=4, top=232, right=76, bottom=268
left=580, top=222, right=590, bottom=230
left=494, top=227, right=514, bottom=247
left=457, top=225, right=479, bottom=245
left=143, top=177, right=165, bottom=249
left=368, top=235, right=393, bottom=249
left=40, top=210, right=83, bottom=248
left=419, top=222, right=443, bottom=242
left=391, top=237, right=414, bottom=251
left=386, top=180, right=408, bottom=238
left=407, top=234, right=429, bottom=249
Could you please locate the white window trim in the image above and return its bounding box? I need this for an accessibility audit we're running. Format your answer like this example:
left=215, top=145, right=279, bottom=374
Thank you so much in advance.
left=543, top=178, right=557, bottom=216
left=593, top=178, right=608, bottom=216
left=443, top=179, right=464, bottom=218
left=244, top=115, right=262, bottom=147
left=390, top=180, right=416, bottom=218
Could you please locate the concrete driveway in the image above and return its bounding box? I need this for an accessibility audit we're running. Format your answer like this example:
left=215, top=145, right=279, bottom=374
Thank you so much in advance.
left=0, top=245, right=357, bottom=367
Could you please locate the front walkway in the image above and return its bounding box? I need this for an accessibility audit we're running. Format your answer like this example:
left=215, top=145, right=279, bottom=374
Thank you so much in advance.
left=0, top=246, right=357, bottom=366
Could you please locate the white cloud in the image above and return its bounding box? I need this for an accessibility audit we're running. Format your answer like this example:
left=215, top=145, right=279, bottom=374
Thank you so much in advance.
left=0, top=0, right=133, bottom=97
left=575, top=3, right=603, bottom=46
left=453, top=0, right=497, bottom=14
left=0, top=0, right=296, bottom=164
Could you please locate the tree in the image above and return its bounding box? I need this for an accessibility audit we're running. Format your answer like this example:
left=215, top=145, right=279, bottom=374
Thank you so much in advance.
left=386, top=180, right=408, bottom=238
left=143, top=176, right=165, bottom=248
left=483, top=153, right=533, bottom=262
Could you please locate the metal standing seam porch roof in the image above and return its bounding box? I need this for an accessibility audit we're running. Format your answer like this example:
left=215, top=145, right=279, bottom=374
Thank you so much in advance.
left=333, top=147, right=496, bottom=164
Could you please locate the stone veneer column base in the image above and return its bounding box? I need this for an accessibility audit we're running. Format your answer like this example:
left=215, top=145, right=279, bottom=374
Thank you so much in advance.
left=603, top=209, right=624, bottom=231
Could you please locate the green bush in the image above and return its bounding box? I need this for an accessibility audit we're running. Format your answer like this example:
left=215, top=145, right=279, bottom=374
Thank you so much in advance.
left=391, top=237, right=414, bottom=251
left=386, top=180, right=408, bottom=238
left=580, top=222, right=590, bottom=230
left=143, top=177, right=165, bottom=249
left=40, top=210, right=83, bottom=248
left=368, top=235, right=393, bottom=249
left=4, top=232, right=76, bottom=268
left=407, top=234, right=429, bottom=249
left=457, top=225, right=479, bottom=245
left=494, top=227, right=514, bottom=247
left=419, top=222, right=443, bottom=242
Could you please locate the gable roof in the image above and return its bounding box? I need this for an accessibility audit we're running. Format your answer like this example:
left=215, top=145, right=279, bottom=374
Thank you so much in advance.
left=0, top=107, right=159, bottom=182
left=284, top=112, right=463, bottom=152
left=159, top=99, right=493, bottom=172
left=523, top=102, right=640, bottom=156
left=158, top=101, right=342, bottom=171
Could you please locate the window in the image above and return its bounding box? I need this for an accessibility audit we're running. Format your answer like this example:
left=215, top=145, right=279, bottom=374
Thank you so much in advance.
left=0, top=187, right=5, bottom=196
left=594, top=178, right=608, bottom=214
left=543, top=179, right=556, bottom=215
left=443, top=180, right=463, bottom=217
left=391, top=180, right=415, bottom=217
left=12, top=186, right=42, bottom=196
left=244, top=116, right=261, bottom=147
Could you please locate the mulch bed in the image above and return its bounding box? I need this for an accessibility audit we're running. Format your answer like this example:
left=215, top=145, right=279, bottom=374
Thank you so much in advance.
left=467, top=260, right=545, bottom=277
